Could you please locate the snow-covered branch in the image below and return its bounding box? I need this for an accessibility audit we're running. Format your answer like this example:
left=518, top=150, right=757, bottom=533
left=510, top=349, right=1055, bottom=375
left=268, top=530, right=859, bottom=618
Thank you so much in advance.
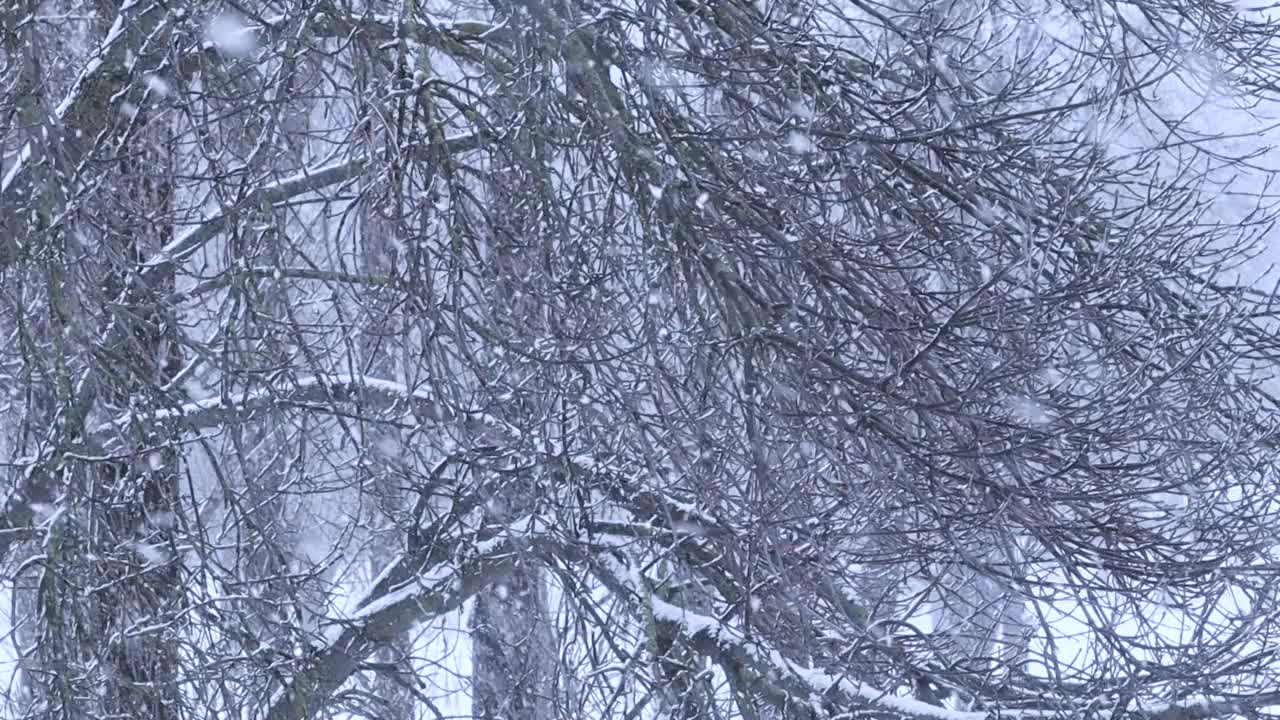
left=0, top=375, right=440, bottom=564
left=0, top=372, right=489, bottom=562
left=253, top=12, right=511, bottom=63
left=171, top=266, right=393, bottom=304
left=643, top=590, right=1031, bottom=720
left=260, top=515, right=548, bottom=720
left=1131, top=694, right=1280, bottom=720
left=590, top=553, right=1280, bottom=720
left=96, top=374, right=448, bottom=437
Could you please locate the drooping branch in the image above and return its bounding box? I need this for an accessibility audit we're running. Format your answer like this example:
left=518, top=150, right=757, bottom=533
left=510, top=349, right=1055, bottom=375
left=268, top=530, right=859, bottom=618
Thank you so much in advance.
left=589, top=552, right=1280, bottom=720
left=0, top=0, right=170, bottom=262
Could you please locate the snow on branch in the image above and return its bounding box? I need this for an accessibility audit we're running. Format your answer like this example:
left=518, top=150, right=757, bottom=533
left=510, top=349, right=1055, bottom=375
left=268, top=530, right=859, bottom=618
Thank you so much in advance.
left=0, top=375, right=99, bottom=565
left=0, top=372, right=504, bottom=559
left=0, top=374, right=446, bottom=562
left=252, top=12, right=511, bottom=65
left=591, top=552, right=1280, bottom=720
left=172, top=266, right=394, bottom=304
left=646, top=592, right=1011, bottom=720
left=96, top=373, right=448, bottom=436
left=261, top=514, right=547, bottom=720
left=95, top=369, right=536, bottom=462
left=1125, top=694, right=1280, bottom=720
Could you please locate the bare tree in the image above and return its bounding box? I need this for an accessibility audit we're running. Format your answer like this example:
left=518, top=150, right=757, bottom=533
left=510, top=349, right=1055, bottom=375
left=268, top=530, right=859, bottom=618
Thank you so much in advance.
left=6, top=3, right=1280, bottom=720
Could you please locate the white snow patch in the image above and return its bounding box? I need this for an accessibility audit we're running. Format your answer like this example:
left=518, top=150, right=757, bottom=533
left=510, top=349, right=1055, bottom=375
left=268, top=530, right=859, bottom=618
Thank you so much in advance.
left=789, top=99, right=815, bottom=119
left=299, top=523, right=331, bottom=566
left=1038, top=367, right=1064, bottom=387
left=972, top=201, right=999, bottom=225
left=936, top=94, right=955, bottom=119
left=670, top=519, right=707, bottom=537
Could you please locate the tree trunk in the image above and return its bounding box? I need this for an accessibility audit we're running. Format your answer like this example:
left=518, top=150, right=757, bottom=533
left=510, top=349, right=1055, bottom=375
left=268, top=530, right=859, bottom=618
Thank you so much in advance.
left=359, top=150, right=418, bottom=720
left=93, top=78, right=183, bottom=720
left=470, top=543, right=554, bottom=720
left=468, top=6, right=557, bottom=716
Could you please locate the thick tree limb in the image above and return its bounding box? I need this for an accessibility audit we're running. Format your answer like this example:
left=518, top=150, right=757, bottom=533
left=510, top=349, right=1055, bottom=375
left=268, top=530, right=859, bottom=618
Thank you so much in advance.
left=140, top=156, right=370, bottom=283
left=260, top=515, right=547, bottom=720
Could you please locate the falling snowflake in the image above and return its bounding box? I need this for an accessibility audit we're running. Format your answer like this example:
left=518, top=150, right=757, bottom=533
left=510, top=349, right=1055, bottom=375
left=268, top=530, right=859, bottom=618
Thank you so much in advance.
left=788, top=131, right=814, bottom=154
left=147, top=510, right=177, bottom=529
left=1007, top=396, right=1055, bottom=426
left=374, top=435, right=402, bottom=460
left=671, top=519, right=707, bottom=537
left=144, top=73, right=172, bottom=97
left=789, top=98, right=815, bottom=120
left=147, top=451, right=167, bottom=471
left=205, top=13, right=257, bottom=59
left=132, top=542, right=170, bottom=567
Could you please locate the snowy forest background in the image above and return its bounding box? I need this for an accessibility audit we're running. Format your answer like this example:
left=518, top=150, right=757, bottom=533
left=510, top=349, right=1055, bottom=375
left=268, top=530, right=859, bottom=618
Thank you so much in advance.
left=7, top=0, right=1280, bottom=719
